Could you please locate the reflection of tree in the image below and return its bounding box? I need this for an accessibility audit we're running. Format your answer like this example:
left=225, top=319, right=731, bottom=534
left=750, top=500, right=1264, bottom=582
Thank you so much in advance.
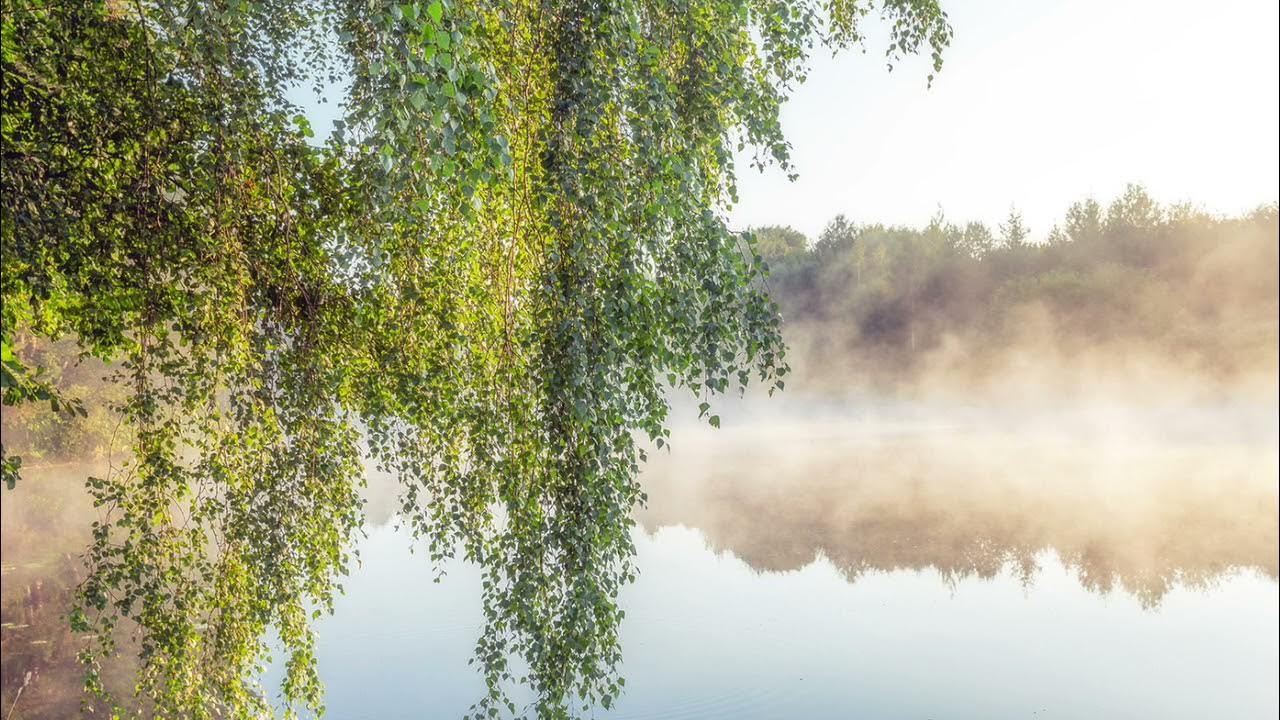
left=1, top=467, right=136, bottom=720
left=0, top=555, right=126, bottom=720
left=637, top=425, right=1279, bottom=608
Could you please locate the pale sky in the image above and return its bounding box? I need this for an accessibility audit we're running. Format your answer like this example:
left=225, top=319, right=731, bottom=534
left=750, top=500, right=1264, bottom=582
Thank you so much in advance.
left=730, top=0, right=1280, bottom=240
left=294, top=0, right=1279, bottom=241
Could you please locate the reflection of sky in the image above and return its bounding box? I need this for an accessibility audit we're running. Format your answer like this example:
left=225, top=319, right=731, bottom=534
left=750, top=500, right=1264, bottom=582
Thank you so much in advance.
left=302, top=396, right=1279, bottom=718
left=265, top=523, right=1278, bottom=719
left=287, top=0, right=1280, bottom=240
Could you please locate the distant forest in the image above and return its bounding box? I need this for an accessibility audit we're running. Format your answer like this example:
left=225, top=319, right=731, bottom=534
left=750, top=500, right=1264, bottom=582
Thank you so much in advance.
left=755, top=185, right=1279, bottom=387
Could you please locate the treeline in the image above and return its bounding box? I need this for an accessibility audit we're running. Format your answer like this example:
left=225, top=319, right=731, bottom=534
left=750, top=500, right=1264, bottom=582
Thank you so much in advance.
left=755, top=185, right=1279, bottom=385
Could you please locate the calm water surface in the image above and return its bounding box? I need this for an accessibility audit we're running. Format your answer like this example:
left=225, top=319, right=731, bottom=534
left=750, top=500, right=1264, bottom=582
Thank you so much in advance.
left=265, top=399, right=1280, bottom=719
left=4, top=399, right=1278, bottom=719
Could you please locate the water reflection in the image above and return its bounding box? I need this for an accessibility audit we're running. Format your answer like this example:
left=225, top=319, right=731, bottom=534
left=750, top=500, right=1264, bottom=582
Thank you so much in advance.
left=637, top=411, right=1279, bottom=607
left=3, top=404, right=1278, bottom=718
left=0, top=467, right=135, bottom=719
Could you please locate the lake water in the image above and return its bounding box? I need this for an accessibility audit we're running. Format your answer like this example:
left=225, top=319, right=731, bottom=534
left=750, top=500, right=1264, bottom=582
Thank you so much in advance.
left=266, top=397, right=1280, bottom=719
left=3, top=397, right=1278, bottom=719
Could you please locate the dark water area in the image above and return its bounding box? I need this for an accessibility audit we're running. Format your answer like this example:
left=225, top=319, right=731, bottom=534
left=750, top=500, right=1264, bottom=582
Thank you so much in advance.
left=2, top=398, right=1277, bottom=719
left=0, top=469, right=133, bottom=719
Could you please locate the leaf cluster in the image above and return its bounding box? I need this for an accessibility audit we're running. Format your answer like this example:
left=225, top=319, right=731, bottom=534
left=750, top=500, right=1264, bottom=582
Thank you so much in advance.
left=1, top=1, right=949, bottom=717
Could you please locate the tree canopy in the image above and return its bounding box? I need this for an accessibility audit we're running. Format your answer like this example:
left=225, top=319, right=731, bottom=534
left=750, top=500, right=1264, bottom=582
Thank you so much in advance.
left=0, top=1, right=950, bottom=717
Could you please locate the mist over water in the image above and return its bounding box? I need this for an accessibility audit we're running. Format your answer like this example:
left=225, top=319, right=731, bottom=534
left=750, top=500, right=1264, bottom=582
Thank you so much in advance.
left=4, top=374, right=1278, bottom=718
left=646, top=386, right=1278, bottom=606
left=611, top=350, right=1278, bottom=718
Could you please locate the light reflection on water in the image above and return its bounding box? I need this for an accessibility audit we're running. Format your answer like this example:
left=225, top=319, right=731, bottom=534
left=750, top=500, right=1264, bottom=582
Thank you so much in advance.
left=636, top=409, right=1279, bottom=608
left=3, top=403, right=1278, bottom=719
left=260, top=522, right=1278, bottom=720
left=278, top=406, right=1278, bottom=719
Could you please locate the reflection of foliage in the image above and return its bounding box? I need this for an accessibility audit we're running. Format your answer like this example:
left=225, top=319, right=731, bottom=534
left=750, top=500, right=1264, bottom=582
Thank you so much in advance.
left=1, top=1, right=950, bottom=718
left=1, top=556, right=131, bottom=720
left=1, top=468, right=137, bottom=720
left=639, top=429, right=1280, bottom=610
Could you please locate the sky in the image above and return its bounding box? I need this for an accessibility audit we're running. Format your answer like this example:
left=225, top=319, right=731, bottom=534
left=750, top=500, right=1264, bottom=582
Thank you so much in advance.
left=729, top=0, right=1280, bottom=240
left=294, top=0, right=1280, bottom=242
